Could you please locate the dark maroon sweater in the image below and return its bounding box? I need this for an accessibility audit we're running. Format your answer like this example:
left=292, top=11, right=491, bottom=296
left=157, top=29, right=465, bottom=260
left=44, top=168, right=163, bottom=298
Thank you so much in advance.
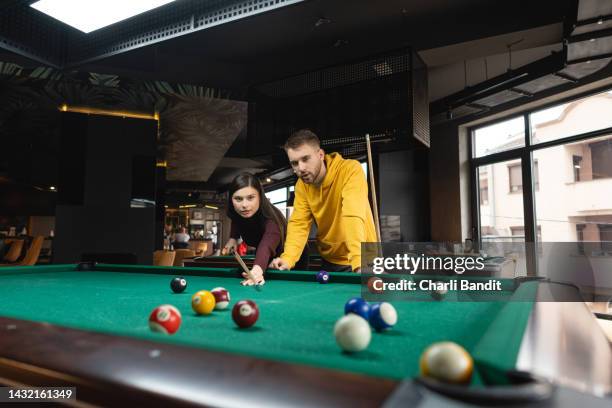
left=230, top=211, right=282, bottom=271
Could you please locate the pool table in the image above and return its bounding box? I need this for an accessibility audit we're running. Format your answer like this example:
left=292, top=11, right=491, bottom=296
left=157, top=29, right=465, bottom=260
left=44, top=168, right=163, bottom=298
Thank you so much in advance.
left=0, top=264, right=610, bottom=407
left=183, top=254, right=323, bottom=270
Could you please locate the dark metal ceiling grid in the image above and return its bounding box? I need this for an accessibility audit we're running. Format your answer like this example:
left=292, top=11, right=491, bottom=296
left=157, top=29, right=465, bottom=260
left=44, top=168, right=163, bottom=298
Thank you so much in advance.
left=1, top=0, right=305, bottom=67
left=0, top=2, right=67, bottom=66
left=513, top=74, right=573, bottom=94
left=254, top=51, right=411, bottom=98
left=431, top=0, right=612, bottom=124
left=64, top=0, right=304, bottom=66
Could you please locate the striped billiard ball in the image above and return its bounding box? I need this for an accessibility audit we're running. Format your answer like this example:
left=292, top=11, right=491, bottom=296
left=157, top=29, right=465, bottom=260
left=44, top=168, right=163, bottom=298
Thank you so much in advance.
left=149, top=304, right=182, bottom=335
left=211, top=287, right=230, bottom=310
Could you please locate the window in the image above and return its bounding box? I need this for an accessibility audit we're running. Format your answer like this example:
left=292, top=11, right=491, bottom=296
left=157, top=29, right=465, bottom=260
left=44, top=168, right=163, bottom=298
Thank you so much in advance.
left=573, top=155, right=582, bottom=182
left=510, top=226, right=542, bottom=242
left=508, top=163, right=522, bottom=192
left=479, top=179, right=489, bottom=205
left=590, top=140, right=612, bottom=179
left=473, top=117, right=525, bottom=158
left=600, top=224, right=612, bottom=252
left=474, top=87, right=612, bottom=248
left=576, top=224, right=586, bottom=254
left=478, top=162, right=524, bottom=242
left=530, top=90, right=612, bottom=145
left=508, top=161, right=538, bottom=192
left=265, top=188, right=287, bottom=204
left=265, top=186, right=293, bottom=219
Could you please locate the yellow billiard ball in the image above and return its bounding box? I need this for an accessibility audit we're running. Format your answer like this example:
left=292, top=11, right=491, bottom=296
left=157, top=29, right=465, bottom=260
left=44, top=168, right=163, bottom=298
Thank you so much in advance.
left=191, top=290, right=216, bottom=315
left=419, top=341, right=473, bottom=384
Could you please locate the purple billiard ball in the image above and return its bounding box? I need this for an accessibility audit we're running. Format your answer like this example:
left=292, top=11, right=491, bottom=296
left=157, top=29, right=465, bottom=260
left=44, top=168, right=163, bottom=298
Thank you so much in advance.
left=316, top=270, right=330, bottom=284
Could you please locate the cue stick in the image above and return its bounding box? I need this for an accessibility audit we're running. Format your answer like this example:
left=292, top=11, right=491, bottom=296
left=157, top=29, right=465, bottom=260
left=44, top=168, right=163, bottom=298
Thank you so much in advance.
left=234, top=252, right=263, bottom=291
left=366, top=134, right=382, bottom=242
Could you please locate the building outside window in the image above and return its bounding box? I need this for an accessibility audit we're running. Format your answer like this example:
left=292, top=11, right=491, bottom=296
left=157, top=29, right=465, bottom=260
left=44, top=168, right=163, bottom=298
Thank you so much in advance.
left=473, top=89, right=612, bottom=250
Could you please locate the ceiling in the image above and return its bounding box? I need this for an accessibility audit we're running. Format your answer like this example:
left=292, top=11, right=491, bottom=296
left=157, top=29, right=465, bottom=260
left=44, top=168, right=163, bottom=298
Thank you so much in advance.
left=1, top=0, right=570, bottom=89
left=0, top=0, right=591, bottom=200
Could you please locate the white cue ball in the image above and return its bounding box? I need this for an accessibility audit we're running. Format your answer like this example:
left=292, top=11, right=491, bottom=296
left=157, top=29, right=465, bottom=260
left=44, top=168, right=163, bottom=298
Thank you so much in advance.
left=334, top=314, right=372, bottom=352
left=420, top=341, right=473, bottom=384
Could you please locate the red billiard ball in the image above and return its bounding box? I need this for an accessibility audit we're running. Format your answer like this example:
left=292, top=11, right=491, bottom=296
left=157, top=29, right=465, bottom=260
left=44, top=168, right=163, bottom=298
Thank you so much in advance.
left=211, top=287, right=230, bottom=310
left=367, top=276, right=384, bottom=294
left=149, top=304, right=182, bottom=335
left=232, top=300, right=259, bottom=328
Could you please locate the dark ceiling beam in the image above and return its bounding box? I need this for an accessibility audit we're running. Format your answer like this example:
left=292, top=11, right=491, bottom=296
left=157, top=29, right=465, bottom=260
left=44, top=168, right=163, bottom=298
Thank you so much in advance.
left=430, top=51, right=566, bottom=115
left=0, top=35, right=60, bottom=68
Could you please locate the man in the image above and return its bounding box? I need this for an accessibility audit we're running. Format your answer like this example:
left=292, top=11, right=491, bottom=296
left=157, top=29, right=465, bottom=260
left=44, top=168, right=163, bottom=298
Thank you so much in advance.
left=270, top=129, right=377, bottom=272
left=172, top=226, right=190, bottom=249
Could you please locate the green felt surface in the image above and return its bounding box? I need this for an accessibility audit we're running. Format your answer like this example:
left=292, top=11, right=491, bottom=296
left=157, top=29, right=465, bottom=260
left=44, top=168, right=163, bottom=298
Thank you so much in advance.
left=0, top=264, right=536, bottom=384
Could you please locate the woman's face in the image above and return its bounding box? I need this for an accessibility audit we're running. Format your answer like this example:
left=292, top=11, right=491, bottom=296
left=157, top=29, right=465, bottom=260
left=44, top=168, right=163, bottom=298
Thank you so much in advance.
left=232, top=186, right=260, bottom=218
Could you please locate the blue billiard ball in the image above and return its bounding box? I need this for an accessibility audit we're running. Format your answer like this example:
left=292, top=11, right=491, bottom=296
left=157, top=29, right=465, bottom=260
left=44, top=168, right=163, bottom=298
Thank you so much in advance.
left=316, top=270, right=330, bottom=284
left=369, top=302, right=398, bottom=332
left=344, top=297, right=370, bottom=320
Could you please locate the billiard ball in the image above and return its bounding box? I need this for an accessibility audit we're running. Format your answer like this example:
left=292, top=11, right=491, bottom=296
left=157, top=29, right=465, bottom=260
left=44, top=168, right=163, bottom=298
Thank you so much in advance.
left=368, top=302, right=397, bottom=332
left=431, top=284, right=448, bottom=301
left=316, top=271, right=330, bottom=284
left=344, top=297, right=370, bottom=320
left=367, top=276, right=384, bottom=294
left=149, top=304, right=182, bottom=335
left=334, top=314, right=371, bottom=352
left=211, top=287, right=230, bottom=310
left=76, top=261, right=96, bottom=271
left=232, top=299, right=259, bottom=328
left=170, top=277, right=187, bottom=293
left=191, top=290, right=216, bottom=315
left=419, top=341, right=473, bottom=384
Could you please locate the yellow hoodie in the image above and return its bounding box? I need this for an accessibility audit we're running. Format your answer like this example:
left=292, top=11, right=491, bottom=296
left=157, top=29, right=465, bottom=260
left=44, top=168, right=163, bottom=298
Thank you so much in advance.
left=281, top=153, right=377, bottom=271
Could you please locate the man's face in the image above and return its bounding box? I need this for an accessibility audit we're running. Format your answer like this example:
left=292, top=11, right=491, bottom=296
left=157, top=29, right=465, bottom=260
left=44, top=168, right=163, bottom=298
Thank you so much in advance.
left=286, top=143, right=324, bottom=184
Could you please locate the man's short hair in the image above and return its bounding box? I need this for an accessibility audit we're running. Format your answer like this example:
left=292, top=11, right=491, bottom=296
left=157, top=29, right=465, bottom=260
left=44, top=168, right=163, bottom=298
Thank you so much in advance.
left=284, top=129, right=320, bottom=151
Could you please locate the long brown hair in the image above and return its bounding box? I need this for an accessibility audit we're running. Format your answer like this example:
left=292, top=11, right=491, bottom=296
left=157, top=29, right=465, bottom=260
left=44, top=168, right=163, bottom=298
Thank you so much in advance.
left=227, top=173, right=287, bottom=244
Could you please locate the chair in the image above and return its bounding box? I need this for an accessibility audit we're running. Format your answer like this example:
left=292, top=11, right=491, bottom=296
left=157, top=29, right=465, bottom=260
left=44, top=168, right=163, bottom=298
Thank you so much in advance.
left=154, top=250, right=176, bottom=267
left=191, top=241, right=213, bottom=257
left=0, top=237, right=43, bottom=266
left=18, top=236, right=44, bottom=266
left=173, top=249, right=195, bottom=267
left=3, top=239, right=24, bottom=263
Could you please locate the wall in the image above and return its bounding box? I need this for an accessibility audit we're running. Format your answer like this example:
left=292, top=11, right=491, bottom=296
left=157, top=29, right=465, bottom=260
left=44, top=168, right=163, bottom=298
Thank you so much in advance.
left=429, top=121, right=465, bottom=241
left=378, top=149, right=430, bottom=241
left=53, top=113, right=157, bottom=264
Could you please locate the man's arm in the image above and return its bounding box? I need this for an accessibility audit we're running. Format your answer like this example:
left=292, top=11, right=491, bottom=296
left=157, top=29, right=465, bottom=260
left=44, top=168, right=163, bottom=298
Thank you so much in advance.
left=280, top=183, right=313, bottom=269
left=341, top=161, right=372, bottom=271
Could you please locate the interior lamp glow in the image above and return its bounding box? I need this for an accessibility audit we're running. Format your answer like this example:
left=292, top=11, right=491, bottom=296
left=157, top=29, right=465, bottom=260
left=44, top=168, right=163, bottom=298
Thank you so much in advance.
left=30, top=0, right=177, bottom=33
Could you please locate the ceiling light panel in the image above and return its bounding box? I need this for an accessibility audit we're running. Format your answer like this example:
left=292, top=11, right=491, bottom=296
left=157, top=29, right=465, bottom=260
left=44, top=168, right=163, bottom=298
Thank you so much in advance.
left=30, top=0, right=177, bottom=33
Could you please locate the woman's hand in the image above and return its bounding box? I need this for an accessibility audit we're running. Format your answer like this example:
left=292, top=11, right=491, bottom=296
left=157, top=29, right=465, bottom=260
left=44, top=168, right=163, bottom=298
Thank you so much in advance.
left=221, top=238, right=237, bottom=255
left=241, top=264, right=265, bottom=286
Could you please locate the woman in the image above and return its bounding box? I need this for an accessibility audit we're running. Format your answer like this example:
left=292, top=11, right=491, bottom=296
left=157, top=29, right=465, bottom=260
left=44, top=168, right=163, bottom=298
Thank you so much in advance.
left=222, top=173, right=287, bottom=286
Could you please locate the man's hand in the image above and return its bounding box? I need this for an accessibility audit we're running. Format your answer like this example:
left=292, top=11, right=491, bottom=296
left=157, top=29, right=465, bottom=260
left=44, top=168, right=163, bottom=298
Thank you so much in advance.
left=269, top=257, right=290, bottom=270
left=221, top=238, right=237, bottom=255
left=241, top=264, right=265, bottom=286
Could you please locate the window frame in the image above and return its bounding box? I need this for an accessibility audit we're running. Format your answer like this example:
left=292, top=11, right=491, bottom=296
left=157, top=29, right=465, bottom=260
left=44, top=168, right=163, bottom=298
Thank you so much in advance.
left=470, top=85, right=612, bottom=253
